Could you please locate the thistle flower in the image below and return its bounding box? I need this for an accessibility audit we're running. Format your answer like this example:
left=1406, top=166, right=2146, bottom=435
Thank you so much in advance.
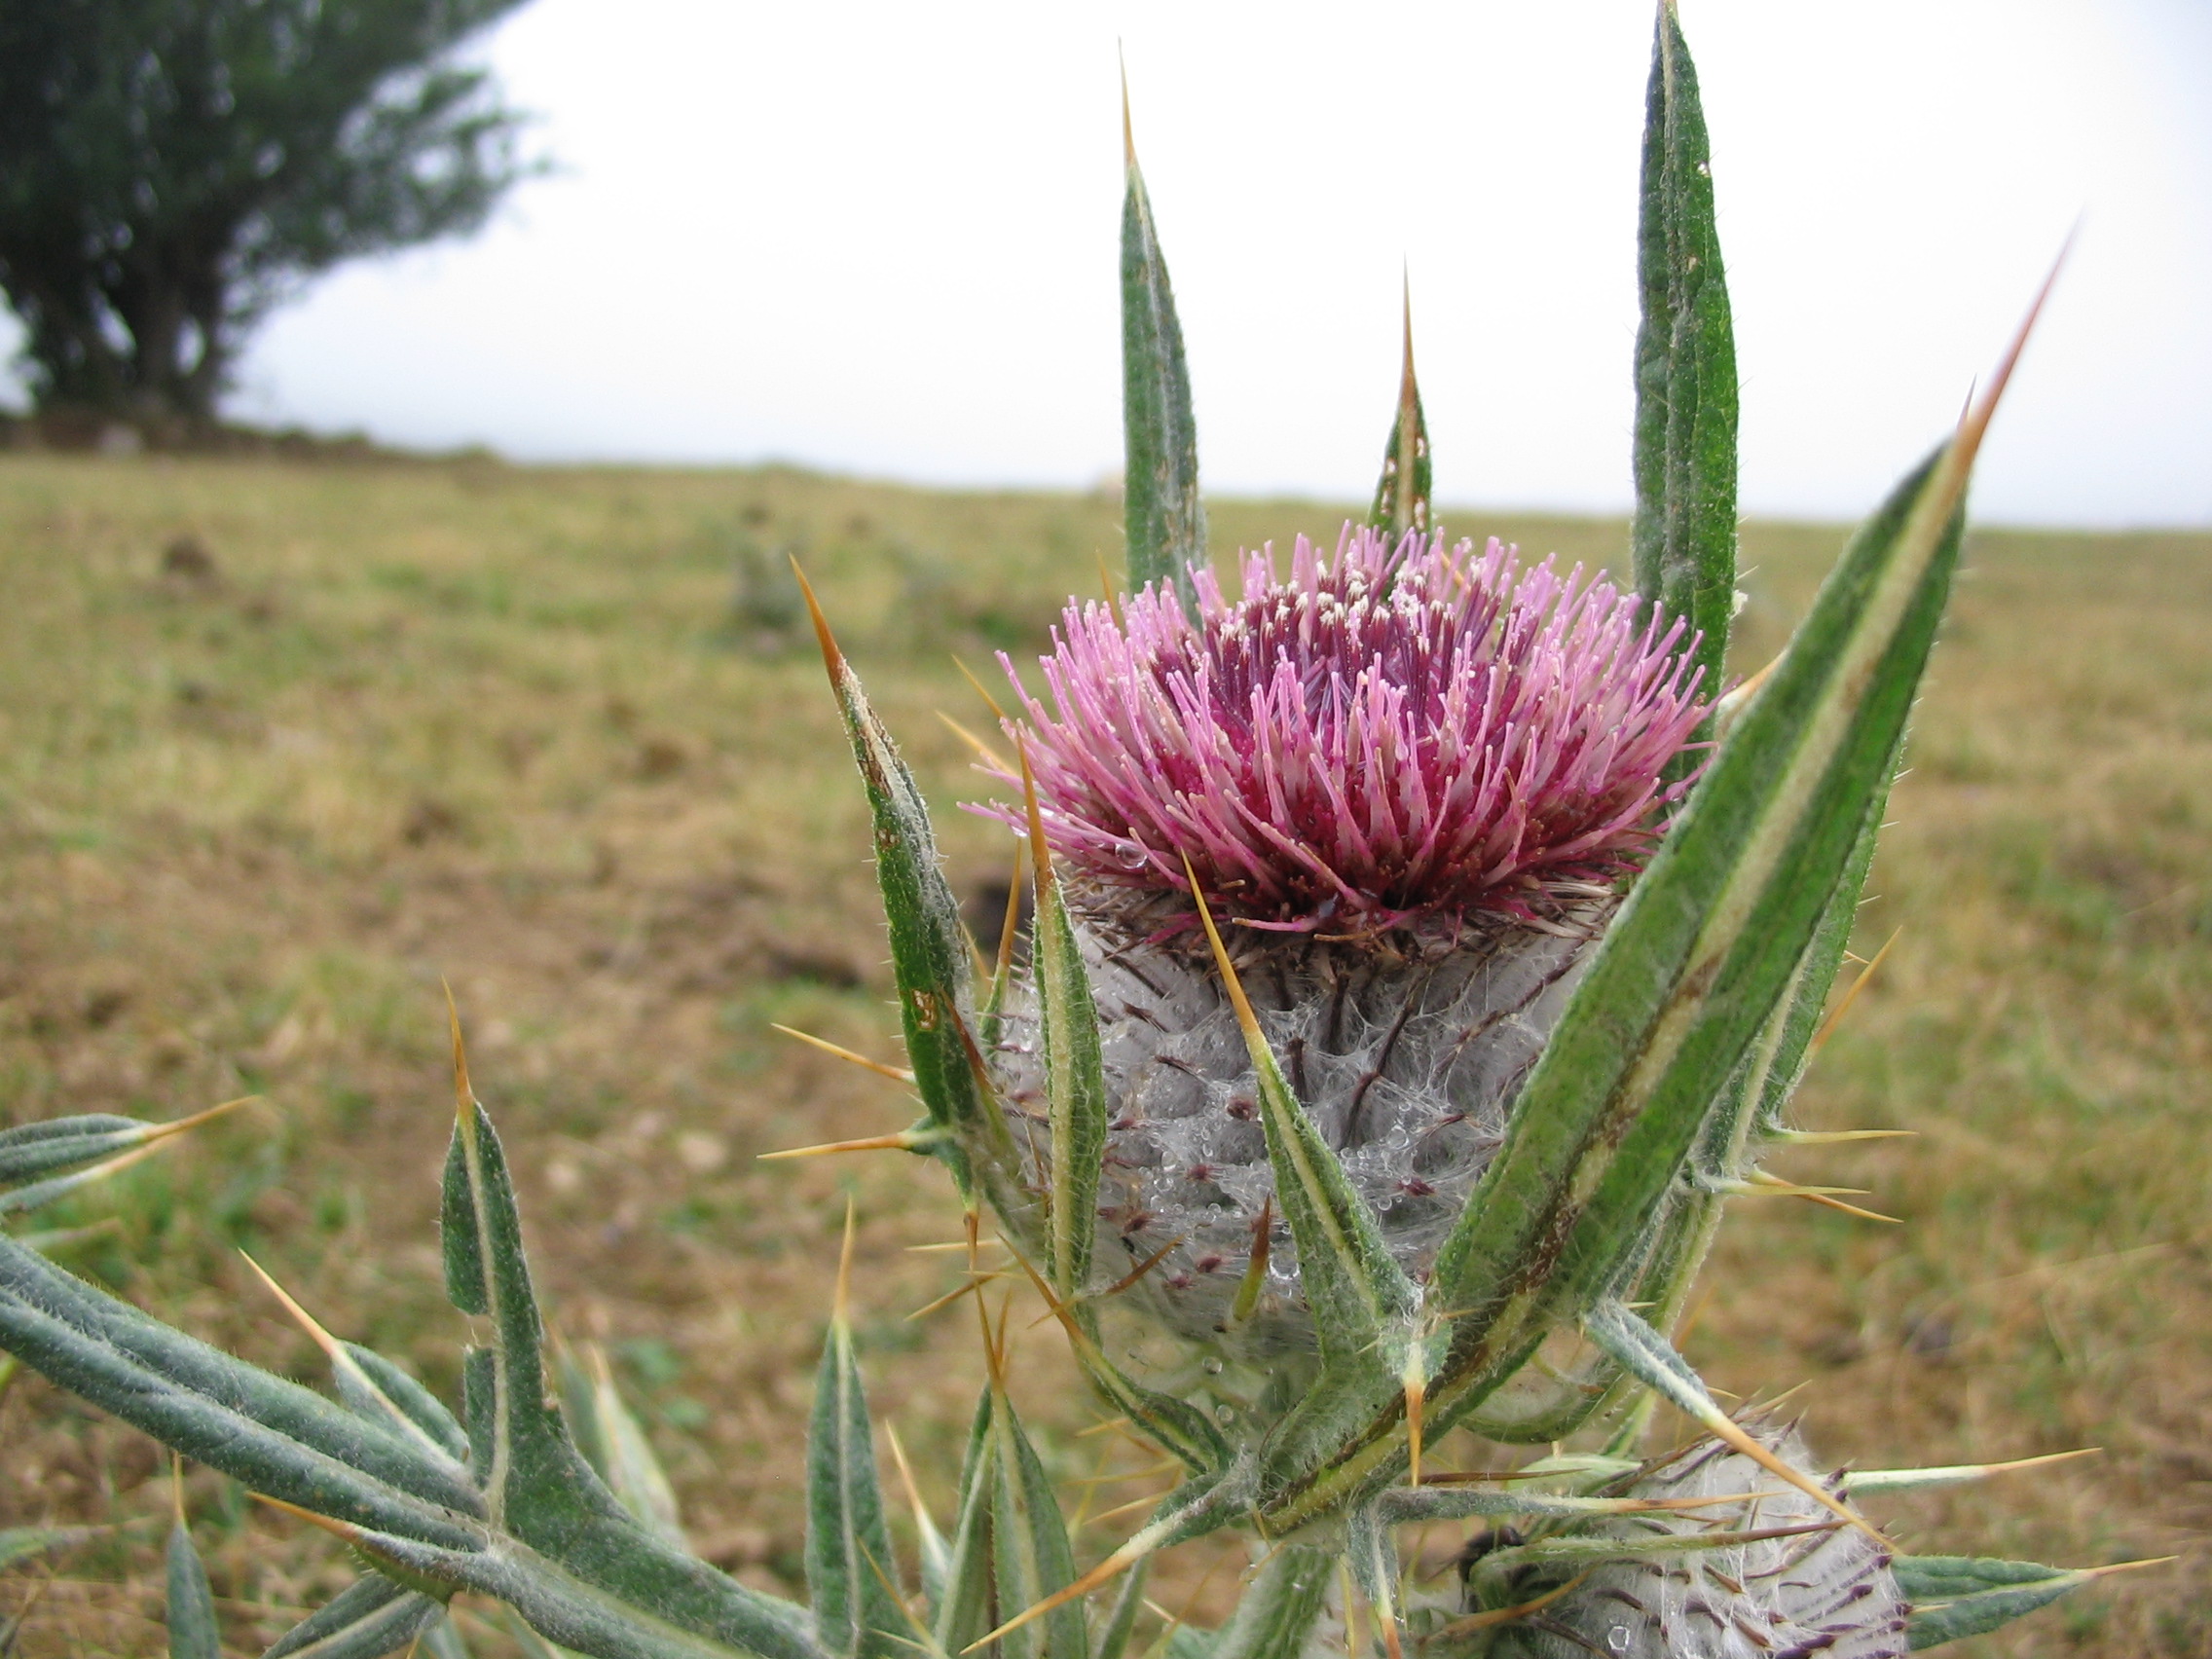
left=1469, top=1419, right=1908, bottom=1659
left=974, top=527, right=1708, bottom=1385
left=988, top=524, right=1707, bottom=935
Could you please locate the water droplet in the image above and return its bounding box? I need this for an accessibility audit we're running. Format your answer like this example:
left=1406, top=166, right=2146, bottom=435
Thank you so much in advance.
left=1606, top=1628, right=1632, bottom=1655
left=1214, top=1404, right=1235, bottom=1424
left=1200, top=1358, right=1224, bottom=1376
left=1115, top=840, right=1149, bottom=870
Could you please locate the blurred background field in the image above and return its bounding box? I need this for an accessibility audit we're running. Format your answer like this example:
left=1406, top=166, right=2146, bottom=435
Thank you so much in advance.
left=0, top=454, right=2204, bottom=1656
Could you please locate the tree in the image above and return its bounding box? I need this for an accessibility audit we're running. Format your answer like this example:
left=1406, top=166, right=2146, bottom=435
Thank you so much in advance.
left=0, top=0, right=537, bottom=435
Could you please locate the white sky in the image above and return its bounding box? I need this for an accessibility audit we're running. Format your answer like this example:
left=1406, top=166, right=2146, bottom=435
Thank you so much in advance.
left=19, top=0, right=2211, bottom=526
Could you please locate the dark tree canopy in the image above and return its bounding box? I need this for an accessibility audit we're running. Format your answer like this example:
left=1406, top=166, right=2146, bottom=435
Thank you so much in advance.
left=0, top=0, right=536, bottom=432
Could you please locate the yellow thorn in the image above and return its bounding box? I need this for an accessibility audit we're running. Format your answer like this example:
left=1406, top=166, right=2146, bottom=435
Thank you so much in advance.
left=907, top=1237, right=1008, bottom=1255
left=883, top=1423, right=934, bottom=1530
left=952, top=656, right=1010, bottom=724
left=770, top=1024, right=916, bottom=1086
left=1379, top=1602, right=1405, bottom=1659
left=793, top=559, right=844, bottom=679
left=937, top=711, right=1010, bottom=775
left=756, top=1131, right=933, bottom=1161
left=1956, top=239, right=2069, bottom=464
left=906, top=1272, right=1006, bottom=1323
left=1697, top=1412, right=1888, bottom=1546
left=1791, top=1192, right=1904, bottom=1226
left=1741, top=1171, right=1874, bottom=1198
left=1060, top=1461, right=1182, bottom=1490
left=1095, top=549, right=1120, bottom=613
left=1180, top=852, right=1262, bottom=1043
left=442, top=979, right=472, bottom=1122
left=1775, top=1127, right=1915, bottom=1145
left=238, top=1251, right=344, bottom=1362
left=1119, top=47, right=1135, bottom=169
left=834, top=1199, right=858, bottom=1327
left=1404, top=1366, right=1425, bottom=1490
left=1338, top=1562, right=1363, bottom=1659
left=1076, top=1417, right=1133, bottom=1439
left=967, top=1500, right=1191, bottom=1651
left=1017, top=736, right=1056, bottom=903
left=991, top=1290, right=1015, bottom=1382
left=994, top=836, right=1026, bottom=988
left=2080, top=1556, right=2179, bottom=1581
left=1810, top=927, right=1902, bottom=1055
left=1400, top=268, right=1417, bottom=412
left=141, top=1094, right=256, bottom=1143
left=1081, top=1490, right=1176, bottom=1528
left=1096, top=1235, right=1188, bottom=1301
left=1432, top=1572, right=1593, bottom=1639
left=248, top=1492, right=366, bottom=1545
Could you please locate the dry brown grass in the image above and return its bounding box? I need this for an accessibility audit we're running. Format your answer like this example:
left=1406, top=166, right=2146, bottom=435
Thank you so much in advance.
left=0, top=456, right=2203, bottom=1657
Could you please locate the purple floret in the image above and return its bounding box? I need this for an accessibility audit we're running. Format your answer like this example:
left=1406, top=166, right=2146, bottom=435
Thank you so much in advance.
left=979, top=524, right=1709, bottom=933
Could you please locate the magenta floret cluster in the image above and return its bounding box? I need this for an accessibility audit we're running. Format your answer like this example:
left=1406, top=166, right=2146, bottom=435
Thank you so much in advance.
left=983, top=526, right=1708, bottom=933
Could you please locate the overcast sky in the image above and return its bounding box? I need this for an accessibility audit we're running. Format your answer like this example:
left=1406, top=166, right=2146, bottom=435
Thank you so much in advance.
left=17, top=0, right=2209, bottom=526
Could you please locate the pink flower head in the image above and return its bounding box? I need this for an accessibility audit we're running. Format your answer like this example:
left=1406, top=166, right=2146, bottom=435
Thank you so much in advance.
left=980, top=525, right=1708, bottom=933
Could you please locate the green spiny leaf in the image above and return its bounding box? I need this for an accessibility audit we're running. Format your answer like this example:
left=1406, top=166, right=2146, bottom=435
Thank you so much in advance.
left=0, top=1237, right=482, bottom=1537
left=441, top=1092, right=823, bottom=1659
left=166, top=1516, right=220, bottom=1659
left=263, top=1576, right=448, bottom=1659
left=0, top=1115, right=143, bottom=1185
left=986, top=1381, right=1087, bottom=1659
left=1429, top=449, right=1966, bottom=1399
left=0, top=1100, right=246, bottom=1192
left=933, top=1387, right=1001, bottom=1659
left=0, top=1101, right=251, bottom=1219
left=1121, top=90, right=1204, bottom=608
left=1898, top=1556, right=2140, bottom=1649
left=1842, top=1448, right=2096, bottom=1497
left=1265, top=407, right=2009, bottom=1529
left=326, top=1525, right=785, bottom=1659
left=807, top=1227, right=919, bottom=1659
left=1632, top=0, right=1738, bottom=714
left=1021, top=766, right=1109, bottom=1301
left=799, top=575, right=1036, bottom=1242
left=1368, top=285, right=1430, bottom=543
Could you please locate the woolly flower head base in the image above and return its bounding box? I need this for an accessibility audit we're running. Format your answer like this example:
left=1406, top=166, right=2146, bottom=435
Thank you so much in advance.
left=982, top=525, right=1708, bottom=936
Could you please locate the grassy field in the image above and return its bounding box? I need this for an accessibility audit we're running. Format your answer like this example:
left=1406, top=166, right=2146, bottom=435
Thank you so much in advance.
left=0, top=455, right=2204, bottom=1657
